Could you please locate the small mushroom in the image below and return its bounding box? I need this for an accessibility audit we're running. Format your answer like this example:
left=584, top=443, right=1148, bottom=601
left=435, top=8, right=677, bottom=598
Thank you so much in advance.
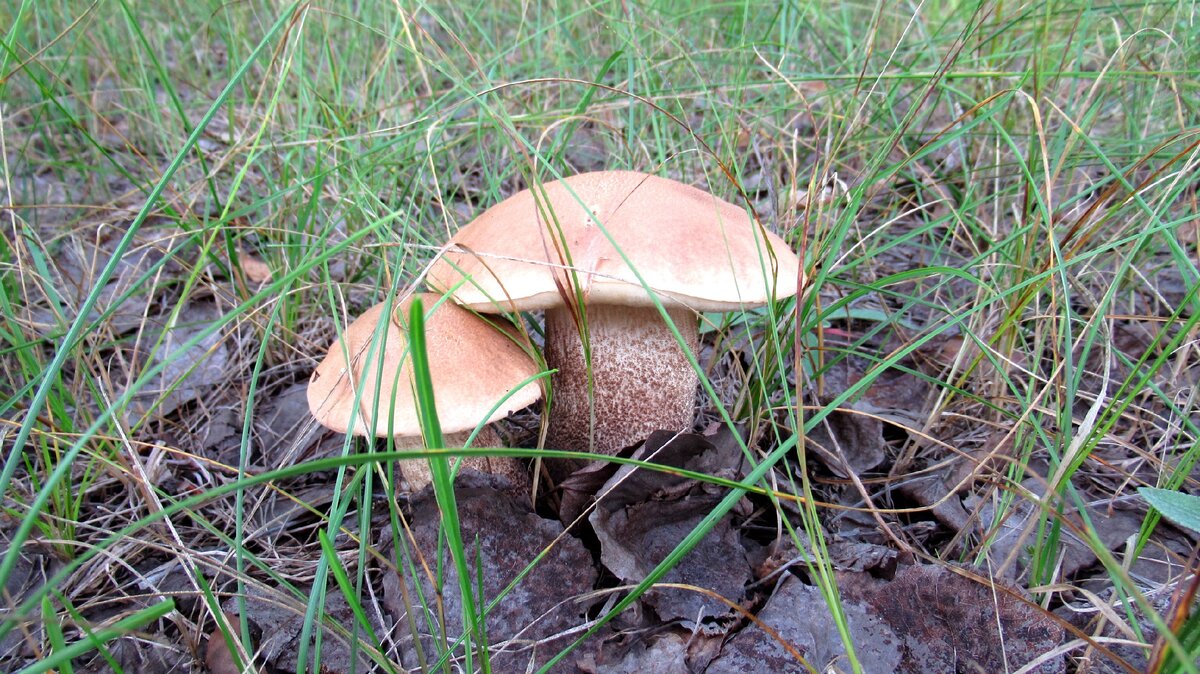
left=427, top=171, right=801, bottom=471
left=306, top=293, right=542, bottom=492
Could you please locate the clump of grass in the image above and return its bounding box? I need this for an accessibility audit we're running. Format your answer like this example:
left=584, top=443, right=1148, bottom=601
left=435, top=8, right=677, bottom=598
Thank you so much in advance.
left=1, top=1, right=1197, bottom=672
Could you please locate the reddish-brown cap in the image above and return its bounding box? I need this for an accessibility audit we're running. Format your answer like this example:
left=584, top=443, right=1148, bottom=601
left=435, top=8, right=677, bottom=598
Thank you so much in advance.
left=306, top=294, right=541, bottom=437
left=427, top=171, right=801, bottom=312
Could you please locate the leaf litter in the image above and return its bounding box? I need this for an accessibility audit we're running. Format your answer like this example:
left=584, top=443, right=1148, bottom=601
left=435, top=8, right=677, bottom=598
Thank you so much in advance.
left=384, top=470, right=597, bottom=673
left=23, top=222, right=189, bottom=338
left=837, top=565, right=1066, bottom=673
left=589, top=429, right=754, bottom=634
left=117, top=299, right=231, bottom=424
left=5, top=105, right=1195, bottom=674
left=46, top=325, right=1182, bottom=674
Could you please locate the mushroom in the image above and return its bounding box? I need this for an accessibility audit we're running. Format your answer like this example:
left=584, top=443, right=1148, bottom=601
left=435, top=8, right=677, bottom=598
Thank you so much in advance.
left=306, top=293, right=542, bottom=492
left=427, top=170, right=800, bottom=470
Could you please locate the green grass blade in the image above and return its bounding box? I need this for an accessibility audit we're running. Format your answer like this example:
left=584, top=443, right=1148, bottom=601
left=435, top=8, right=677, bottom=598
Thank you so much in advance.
left=408, top=296, right=490, bottom=673
left=0, top=0, right=304, bottom=595
left=16, top=599, right=174, bottom=674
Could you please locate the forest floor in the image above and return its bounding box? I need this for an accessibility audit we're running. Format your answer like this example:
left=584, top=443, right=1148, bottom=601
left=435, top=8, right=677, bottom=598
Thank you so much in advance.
left=1, top=2, right=1198, bottom=673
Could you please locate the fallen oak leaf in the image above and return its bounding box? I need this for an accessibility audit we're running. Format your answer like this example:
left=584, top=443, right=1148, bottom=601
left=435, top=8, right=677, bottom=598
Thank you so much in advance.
left=206, top=612, right=262, bottom=674
left=589, top=430, right=752, bottom=633
left=557, top=459, right=621, bottom=527
left=389, top=471, right=597, bottom=673
left=837, top=564, right=1065, bottom=673
left=709, top=576, right=899, bottom=674
left=236, top=246, right=272, bottom=284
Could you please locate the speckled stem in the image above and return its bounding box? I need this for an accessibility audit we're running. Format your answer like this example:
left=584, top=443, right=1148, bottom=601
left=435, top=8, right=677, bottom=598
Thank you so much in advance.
left=544, top=303, right=699, bottom=475
left=397, top=426, right=529, bottom=495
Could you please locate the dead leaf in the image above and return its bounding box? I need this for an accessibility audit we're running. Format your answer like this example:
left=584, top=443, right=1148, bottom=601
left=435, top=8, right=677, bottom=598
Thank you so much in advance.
left=558, top=425, right=745, bottom=526
left=0, top=526, right=57, bottom=658
left=247, top=485, right=336, bottom=541
left=237, top=247, right=272, bottom=284
left=806, top=407, right=887, bottom=476
left=945, top=430, right=1014, bottom=493
left=255, top=382, right=346, bottom=467
left=894, top=475, right=971, bottom=534
left=826, top=539, right=901, bottom=577
left=814, top=351, right=930, bottom=431
left=27, top=225, right=186, bottom=337
left=749, top=515, right=903, bottom=580
left=1179, top=216, right=1200, bottom=246
left=837, top=564, right=1065, bottom=673
left=594, top=496, right=749, bottom=632
left=205, top=612, right=262, bottom=674
left=557, top=458, right=621, bottom=526
left=1054, top=597, right=1160, bottom=674
left=123, top=558, right=203, bottom=625
left=389, top=471, right=596, bottom=672
left=966, top=480, right=1191, bottom=585
left=563, top=124, right=609, bottom=174
left=710, top=575, right=903, bottom=674
left=590, top=429, right=746, bottom=512
left=577, top=630, right=691, bottom=673
left=120, top=301, right=230, bottom=424
left=220, top=584, right=381, bottom=674
left=1112, top=320, right=1159, bottom=362
left=589, top=430, right=753, bottom=632
left=914, top=333, right=966, bottom=373
left=196, top=406, right=240, bottom=460
left=75, top=635, right=193, bottom=674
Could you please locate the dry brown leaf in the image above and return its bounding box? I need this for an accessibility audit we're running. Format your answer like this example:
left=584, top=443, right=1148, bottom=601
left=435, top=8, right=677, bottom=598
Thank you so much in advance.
left=965, top=479, right=1192, bottom=585
left=219, top=586, right=378, bottom=674
left=806, top=407, right=887, bottom=477
left=710, top=575, right=902, bottom=674
left=120, top=301, right=230, bottom=424
left=389, top=471, right=596, bottom=672
left=838, top=564, right=1065, bottom=673
left=894, top=475, right=971, bottom=534
left=589, top=430, right=752, bottom=633
left=825, top=539, right=901, bottom=577
left=255, top=381, right=347, bottom=467
left=577, top=630, right=691, bottom=673
left=557, top=458, right=621, bottom=526
left=27, top=225, right=186, bottom=337
left=78, top=634, right=193, bottom=673
left=204, top=611, right=253, bottom=671
left=237, top=247, right=272, bottom=284
left=205, top=613, right=261, bottom=674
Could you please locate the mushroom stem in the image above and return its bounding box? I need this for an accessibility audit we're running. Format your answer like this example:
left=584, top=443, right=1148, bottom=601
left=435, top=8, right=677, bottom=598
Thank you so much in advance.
left=544, top=303, right=698, bottom=467
left=397, top=426, right=529, bottom=493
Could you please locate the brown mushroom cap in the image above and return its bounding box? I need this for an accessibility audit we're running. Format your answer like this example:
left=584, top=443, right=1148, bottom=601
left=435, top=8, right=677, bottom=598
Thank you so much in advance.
left=426, top=170, right=799, bottom=312
left=306, top=293, right=541, bottom=438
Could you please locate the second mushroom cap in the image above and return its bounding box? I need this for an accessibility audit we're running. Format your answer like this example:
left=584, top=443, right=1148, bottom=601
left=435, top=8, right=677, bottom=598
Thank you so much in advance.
left=306, top=293, right=542, bottom=491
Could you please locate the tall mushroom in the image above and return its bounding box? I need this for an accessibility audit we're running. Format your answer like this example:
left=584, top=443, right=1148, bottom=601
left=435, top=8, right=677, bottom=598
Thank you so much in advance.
left=427, top=171, right=800, bottom=469
left=306, top=293, right=542, bottom=492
